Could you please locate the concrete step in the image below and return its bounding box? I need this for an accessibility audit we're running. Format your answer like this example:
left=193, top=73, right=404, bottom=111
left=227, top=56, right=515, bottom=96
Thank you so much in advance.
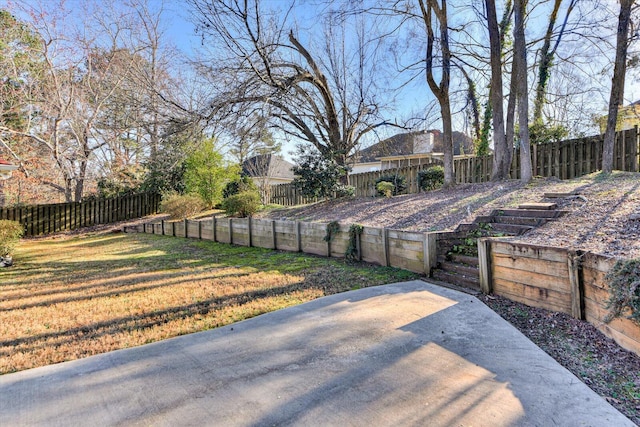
left=431, top=269, right=480, bottom=290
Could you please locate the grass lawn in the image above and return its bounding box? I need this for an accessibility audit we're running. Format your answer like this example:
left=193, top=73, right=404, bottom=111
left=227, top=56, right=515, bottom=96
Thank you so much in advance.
left=0, top=232, right=417, bottom=374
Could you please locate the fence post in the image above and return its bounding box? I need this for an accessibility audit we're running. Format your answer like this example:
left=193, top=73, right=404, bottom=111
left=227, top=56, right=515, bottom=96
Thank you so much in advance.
left=271, top=220, right=277, bottom=249
left=382, top=228, right=390, bottom=267
left=198, top=220, right=202, bottom=240
left=229, top=218, right=233, bottom=245
left=568, top=250, right=585, bottom=320
left=296, top=221, right=302, bottom=252
left=478, top=238, right=492, bottom=294
left=212, top=215, right=217, bottom=242
left=248, top=217, right=253, bottom=247
left=184, top=218, right=188, bottom=238
left=423, top=232, right=437, bottom=277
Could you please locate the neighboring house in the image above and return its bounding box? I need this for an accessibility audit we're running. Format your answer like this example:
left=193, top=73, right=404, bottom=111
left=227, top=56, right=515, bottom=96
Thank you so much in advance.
left=242, top=154, right=295, bottom=203
left=350, top=130, right=475, bottom=172
left=596, top=101, right=640, bottom=133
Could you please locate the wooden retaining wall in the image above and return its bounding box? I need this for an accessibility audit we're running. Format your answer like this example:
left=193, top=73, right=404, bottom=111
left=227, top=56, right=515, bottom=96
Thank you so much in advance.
left=480, top=239, right=640, bottom=356
left=131, top=219, right=640, bottom=357
left=133, top=217, right=435, bottom=276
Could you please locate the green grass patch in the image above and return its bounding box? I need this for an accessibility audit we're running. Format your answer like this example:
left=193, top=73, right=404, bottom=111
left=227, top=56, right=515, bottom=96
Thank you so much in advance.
left=0, top=233, right=417, bottom=374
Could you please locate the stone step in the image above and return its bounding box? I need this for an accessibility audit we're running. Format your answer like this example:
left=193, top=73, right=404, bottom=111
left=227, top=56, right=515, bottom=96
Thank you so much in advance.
left=437, top=260, right=480, bottom=277
left=518, top=202, right=557, bottom=210
left=431, top=269, right=480, bottom=290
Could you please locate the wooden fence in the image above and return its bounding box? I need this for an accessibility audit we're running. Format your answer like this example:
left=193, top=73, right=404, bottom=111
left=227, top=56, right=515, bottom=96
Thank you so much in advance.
left=0, top=192, right=161, bottom=236
left=269, top=128, right=640, bottom=206
left=478, top=239, right=640, bottom=356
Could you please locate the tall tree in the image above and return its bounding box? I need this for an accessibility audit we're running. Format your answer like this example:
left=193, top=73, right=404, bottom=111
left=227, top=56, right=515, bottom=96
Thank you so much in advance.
left=486, top=0, right=511, bottom=180
left=513, top=0, right=533, bottom=182
left=603, top=0, right=635, bottom=173
left=188, top=0, right=398, bottom=170
left=418, top=0, right=454, bottom=187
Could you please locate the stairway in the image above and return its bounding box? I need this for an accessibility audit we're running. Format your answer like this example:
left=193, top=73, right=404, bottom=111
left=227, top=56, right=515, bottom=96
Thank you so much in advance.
left=430, top=202, right=566, bottom=291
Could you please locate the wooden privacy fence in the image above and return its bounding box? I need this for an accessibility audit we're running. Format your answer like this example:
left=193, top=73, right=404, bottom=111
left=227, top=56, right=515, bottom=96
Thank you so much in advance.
left=348, top=161, right=443, bottom=197
left=478, top=239, right=640, bottom=356
left=269, top=128, right=640, bottom=206
left=0, top=192, right=161, bottom=236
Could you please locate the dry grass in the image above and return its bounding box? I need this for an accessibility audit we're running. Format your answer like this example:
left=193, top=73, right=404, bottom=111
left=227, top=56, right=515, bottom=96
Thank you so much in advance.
left=0, top=233, right=417, bottom=374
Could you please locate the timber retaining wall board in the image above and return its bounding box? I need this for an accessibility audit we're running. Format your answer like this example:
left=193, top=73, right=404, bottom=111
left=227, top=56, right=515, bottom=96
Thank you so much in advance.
left=300, top=222, right=330, bottom=257
left=387, top=230, right=426, bottom=274
left=484, top=240, right=640, bottom=357
left=581, top=253, right=640, bottom=355
left=490, top=241, right=573, bottom=315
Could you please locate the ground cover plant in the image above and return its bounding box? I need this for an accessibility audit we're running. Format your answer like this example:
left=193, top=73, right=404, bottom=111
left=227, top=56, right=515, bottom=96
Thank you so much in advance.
left=0, top=233, right=417, bottom=374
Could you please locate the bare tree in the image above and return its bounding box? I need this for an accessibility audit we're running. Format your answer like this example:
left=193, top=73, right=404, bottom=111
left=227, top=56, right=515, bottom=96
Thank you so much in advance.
left=188, top=0, right=400, bottom=171
left=418, top=0, right=454, bottom=187
left=603, top=0, right=635, bottom=173
left=513, top=0, right=532, bottom=182
left=486, top=0, right=511, bottom=180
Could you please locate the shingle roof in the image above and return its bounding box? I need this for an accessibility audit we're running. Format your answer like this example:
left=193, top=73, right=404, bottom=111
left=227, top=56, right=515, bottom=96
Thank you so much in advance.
left=354, top=130, right=474, bottom=162
left=242, top=154, right=295, bottom=179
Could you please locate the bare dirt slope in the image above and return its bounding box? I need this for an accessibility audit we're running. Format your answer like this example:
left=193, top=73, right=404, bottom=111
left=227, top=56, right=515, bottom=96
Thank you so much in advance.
left=260, top=171, right=640, bottom=259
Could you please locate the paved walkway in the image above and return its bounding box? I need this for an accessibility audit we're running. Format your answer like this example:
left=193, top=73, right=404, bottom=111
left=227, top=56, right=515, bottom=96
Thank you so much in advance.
left=0, top=280, right=633, bottom=426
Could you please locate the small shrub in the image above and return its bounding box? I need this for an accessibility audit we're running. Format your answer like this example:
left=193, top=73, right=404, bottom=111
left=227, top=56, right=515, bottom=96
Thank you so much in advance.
left=418, top=166, right=445, bottom=191
left=0, top=220, right=24, bottom=257
left=160, top=193, right=206, bottom=219
left=376, top=181, right=395, bottom=198
left=223, top=175, right=258, bottom=199
left=223, top=190, right=261, bottom=217
left=334, top=185, right=355, bottom=198
left=375, top=174, right=407, bottom=196
left=605, top=258, right=640, bottom=324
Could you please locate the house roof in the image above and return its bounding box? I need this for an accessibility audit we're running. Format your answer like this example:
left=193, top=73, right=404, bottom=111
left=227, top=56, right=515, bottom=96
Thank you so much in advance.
left=242, top=154, right=295, bottom=180
left=354, top=130, right=474, bottom=162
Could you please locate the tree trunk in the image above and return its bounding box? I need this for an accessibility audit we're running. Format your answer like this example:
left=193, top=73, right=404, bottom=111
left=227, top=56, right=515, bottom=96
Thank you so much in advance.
left=514, top=0, right=532, bottom=182
left=603, top=0, right=633, bottom=173
left=421, top=0, right=455, bottom=187
left=486, top=0, right=509, bottom=181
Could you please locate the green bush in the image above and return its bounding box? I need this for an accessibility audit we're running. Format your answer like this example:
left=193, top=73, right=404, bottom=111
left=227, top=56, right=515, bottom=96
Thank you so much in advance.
left=335, top=185, right=355, bottom=198
left=376, top=181, right=395, bottom=198
left=160, top=193, right=206, bottom=219
left=291, top=145, right=349, bottom=199
left=223, top=175, right=258, bottom=199
left=374, top=174, right=407, bottom=196
left=0, top=220, right=24, bottom=257
left=418, top=166, right=445, bottom=191
left=223, top=190, right=261, bottom=217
